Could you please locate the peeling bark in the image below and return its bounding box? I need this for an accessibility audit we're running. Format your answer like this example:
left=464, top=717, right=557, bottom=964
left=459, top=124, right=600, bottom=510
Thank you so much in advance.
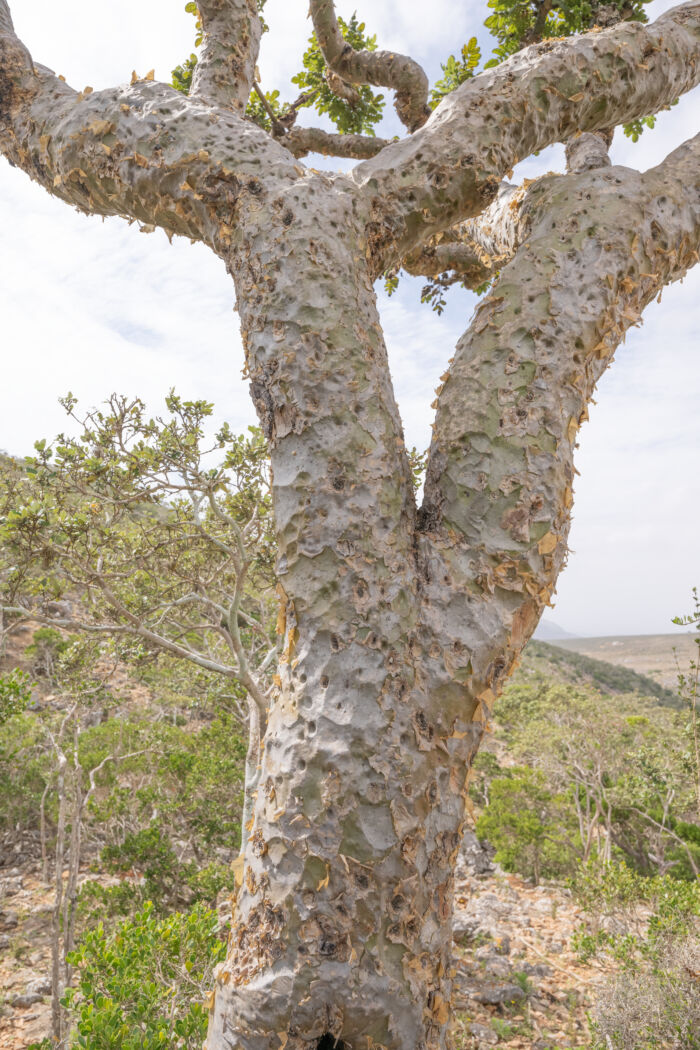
left=2, top=2, right=700, bottom=1049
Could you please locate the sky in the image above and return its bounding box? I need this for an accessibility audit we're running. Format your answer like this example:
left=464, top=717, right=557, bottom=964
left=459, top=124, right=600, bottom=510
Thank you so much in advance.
left=0, top=0, right=698, bottom=637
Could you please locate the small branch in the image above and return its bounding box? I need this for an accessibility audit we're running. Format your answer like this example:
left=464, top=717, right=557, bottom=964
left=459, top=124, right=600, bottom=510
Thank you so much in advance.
left=309, top=0, right=430, bottom=131
left=2, top=604, right=238, bottom=678
left=324, top=68, right=361, bottom=106
left=283, top=125, right=390, bottom=160
left=252, top=80, right=287, bottom=136
left=530, top=0, right=554, bottom=44
left=402, top=242, right=493, bottom=288
left=628, top=806, right=700, bottom=878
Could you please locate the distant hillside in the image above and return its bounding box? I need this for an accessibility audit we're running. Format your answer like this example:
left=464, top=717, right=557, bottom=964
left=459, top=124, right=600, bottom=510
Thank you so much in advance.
left=533, top=618, right=577, bottom=641
left=549, top=632, right=696, bottom=690
left=520, top=638, right=680, bottom=706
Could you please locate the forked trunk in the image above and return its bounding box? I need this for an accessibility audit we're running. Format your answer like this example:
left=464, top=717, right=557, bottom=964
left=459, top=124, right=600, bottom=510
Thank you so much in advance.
left=207, top=178, right=480, bottom=1050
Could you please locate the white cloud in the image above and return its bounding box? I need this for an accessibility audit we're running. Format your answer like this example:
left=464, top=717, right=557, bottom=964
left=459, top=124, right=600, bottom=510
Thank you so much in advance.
left=0, top=0, right=698, bottom=636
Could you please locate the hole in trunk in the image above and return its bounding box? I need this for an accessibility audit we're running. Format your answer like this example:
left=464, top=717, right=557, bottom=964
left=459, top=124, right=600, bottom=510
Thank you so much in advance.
left=317, top=1035, right=346, bottom=1050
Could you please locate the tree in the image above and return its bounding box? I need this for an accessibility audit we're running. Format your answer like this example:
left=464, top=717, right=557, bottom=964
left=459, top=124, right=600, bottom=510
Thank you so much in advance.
left=0, top=395, right=276, bottom=831
left=1, top=2, right=699, bottom=1048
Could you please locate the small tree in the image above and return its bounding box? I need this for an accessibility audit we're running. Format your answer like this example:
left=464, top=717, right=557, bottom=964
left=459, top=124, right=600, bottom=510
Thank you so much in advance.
left=0, top=395, right=276, bottom=831
left=475, top=765, right=576, bottom=883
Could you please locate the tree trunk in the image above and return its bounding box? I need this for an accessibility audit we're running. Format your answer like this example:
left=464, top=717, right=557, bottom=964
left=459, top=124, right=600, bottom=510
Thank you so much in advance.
left=208, top=179, right=475, bottom=1050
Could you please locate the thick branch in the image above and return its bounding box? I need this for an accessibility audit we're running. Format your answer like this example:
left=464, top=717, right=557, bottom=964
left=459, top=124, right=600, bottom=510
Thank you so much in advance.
left=309, top=0, right=430, bottom=131
left=0, top=0, right=38, bottom=120
left=417, top=133, right=700, bottom=729
left=0, top=0, right=296, bottom=250
left=354, top=1, right=700, bottom=272
left=401, top=182, right=526, bottom=287
left=402, top=242, right=493, bottom=288
left=191, top=0, right=263, bottom=112
left=566, top=129, right=613, bottom=173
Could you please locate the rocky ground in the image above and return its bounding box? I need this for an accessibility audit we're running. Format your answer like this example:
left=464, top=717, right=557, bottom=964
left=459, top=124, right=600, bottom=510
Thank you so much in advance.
left=0, top=832, right=612, bottom=1050
left=450, top=835, right=610, bottom=1049
left=0, top=861, right=54, bottom=1049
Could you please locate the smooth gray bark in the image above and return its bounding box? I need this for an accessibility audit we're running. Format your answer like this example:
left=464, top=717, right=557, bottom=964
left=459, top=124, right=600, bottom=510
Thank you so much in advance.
left=1, top=3, right=700, bottom=1049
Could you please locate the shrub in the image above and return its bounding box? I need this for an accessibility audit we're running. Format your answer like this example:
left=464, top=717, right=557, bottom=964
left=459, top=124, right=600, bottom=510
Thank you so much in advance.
left=475, top=766, right=578, bottom=882
left=65, top=901, right=226, bottom=1050
left=571, top=862, right=700, bottom=1049
left=0, top=667, right=33, bottom=723
left=592, top=934, right=700, bottom=1050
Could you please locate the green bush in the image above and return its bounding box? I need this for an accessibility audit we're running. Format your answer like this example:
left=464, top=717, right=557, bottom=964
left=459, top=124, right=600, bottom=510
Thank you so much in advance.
left=99, top=826, right=236, bottom=912
left=0, top=667, right=33, bottom=724
left=25, top=626, right=78, bottom=679
left=0, top=709, right=50, bottom=831
left=475, top=766, right=578, bottom=883
left=65, top=901, right=226, bottom=1050
left=101, top=824, right=182, bottom=906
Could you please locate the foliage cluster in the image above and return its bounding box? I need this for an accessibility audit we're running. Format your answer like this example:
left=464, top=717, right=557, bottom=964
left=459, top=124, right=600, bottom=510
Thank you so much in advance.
left=0, top=665, right=33, bottom=724
left=483, top=0, right=652, bottom=64
left=173, top=8, right=385, bottom=137
left=63, top=902, right=225, bottom=1050
left=291, top=15, right=385, bottom=135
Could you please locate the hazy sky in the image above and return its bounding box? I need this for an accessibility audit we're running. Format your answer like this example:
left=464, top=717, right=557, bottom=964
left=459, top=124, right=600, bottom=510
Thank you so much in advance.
left=0, top=0, right=698, bottom=637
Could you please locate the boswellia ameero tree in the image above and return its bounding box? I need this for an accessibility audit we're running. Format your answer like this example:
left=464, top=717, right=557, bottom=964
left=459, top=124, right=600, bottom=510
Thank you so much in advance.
left=1, top=1, right=700, bottom=1047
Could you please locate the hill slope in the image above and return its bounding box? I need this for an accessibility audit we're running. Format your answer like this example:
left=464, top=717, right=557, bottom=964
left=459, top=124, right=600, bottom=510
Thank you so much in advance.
left=520, top=639, right=679, bottom=706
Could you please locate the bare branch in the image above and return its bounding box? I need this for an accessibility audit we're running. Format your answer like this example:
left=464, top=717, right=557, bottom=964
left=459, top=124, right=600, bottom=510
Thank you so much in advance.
left=628, top=806, right=700, bottom=877
left=398, top=182, right=530, bottom=291
left=191, top=0, right=262, bottom=112
left=324, top=69, right=361, bottom=106
left=309, top=0, right=430, bottom=131
left=354, top=2, right=700, bottom=272
left=252, top=80, right=287, bottom=135
left=2, top=604, right=239, bottom=678
left=282, top=125, right=390, bottom=160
